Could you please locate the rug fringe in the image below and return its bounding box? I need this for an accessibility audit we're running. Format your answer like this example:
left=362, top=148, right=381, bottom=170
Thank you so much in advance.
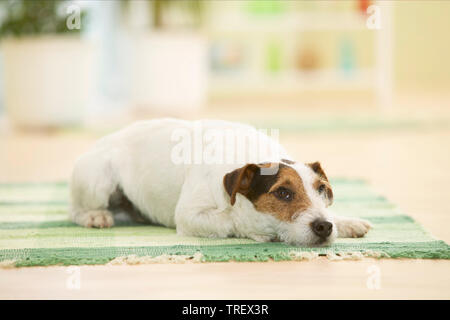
left=106, top=250, right=388, bottom=265
left=288, top=251, right=319, bottom=261
left=107, top=252, right=204, bottom=265
left=287, top=250, right=388, bottom=262
left=0, top=259, right=16, bottom=269
left=326, top=250, right=389, bottom=261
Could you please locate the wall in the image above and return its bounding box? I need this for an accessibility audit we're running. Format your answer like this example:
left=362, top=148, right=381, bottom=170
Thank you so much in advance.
left=394, top=1, right=450, bottom=90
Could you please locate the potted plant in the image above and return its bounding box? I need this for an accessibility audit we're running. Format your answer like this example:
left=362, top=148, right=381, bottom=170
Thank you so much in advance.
left=122, top=0, right=207, bottom=114
left=0, top=0, right=95, bottom=129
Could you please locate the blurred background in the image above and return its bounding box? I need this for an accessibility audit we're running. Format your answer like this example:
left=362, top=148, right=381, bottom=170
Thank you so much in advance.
left=0, top=1, right=449, bottom=241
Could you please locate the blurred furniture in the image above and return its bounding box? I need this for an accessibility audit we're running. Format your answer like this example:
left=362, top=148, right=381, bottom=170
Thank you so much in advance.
left=130, top=32, right=207, bottom=113
left=205, top=0, right=393, bottom=107
left=0, top=0, right=95, bottom=128
left=124, top=0, right=207, bottom=113
left=2, top=36, right=95, bottom=128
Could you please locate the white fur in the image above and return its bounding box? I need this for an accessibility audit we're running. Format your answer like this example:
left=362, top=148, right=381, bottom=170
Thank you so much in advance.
left=70, top=119, right=371, bottom=246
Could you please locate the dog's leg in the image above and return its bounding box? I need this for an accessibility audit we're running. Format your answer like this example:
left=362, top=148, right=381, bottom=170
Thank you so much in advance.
left=69, top=152, right=116, bottom=228
left=334, top=216, right=372, bottom=238
left=174, top=177, right=235, bottom=239
left=175, top=205, right=233, bottom=239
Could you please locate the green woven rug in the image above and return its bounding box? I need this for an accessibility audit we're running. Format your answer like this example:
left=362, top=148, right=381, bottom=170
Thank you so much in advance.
left=0, top=180, right=449, bottom=267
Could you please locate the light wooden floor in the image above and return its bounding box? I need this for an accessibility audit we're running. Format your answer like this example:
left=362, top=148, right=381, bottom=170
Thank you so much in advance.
left=0, top=110, right=449, bottom=299
left=1, top=259, right=449, bottom=299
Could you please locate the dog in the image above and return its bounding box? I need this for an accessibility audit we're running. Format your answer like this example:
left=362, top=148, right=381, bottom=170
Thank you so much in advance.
left=70, top=118, right=371, bottom=246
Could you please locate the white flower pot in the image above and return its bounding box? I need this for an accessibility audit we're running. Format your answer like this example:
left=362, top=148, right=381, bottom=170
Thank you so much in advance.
left=130, top=32, right=207, bottom=114
left=1, top=36, right=95, bottom=128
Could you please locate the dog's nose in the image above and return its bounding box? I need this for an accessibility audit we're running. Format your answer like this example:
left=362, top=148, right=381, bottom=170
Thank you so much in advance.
left=312, top=219, right=333, bottom=238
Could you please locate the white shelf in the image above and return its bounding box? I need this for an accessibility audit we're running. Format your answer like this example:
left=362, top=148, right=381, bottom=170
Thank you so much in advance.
left=207, top=11, right=369, bottom=33
left=210, top=68, right=375, bottom=93
left=206, top=1, right=393, bottom=106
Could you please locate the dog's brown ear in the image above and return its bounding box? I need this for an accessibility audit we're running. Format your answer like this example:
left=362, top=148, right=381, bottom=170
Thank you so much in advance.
left=223, top=164, right=260, bottom=206
left=306, top=161, right=329, bottom=182
left=307, top=161, right=333, bottom=206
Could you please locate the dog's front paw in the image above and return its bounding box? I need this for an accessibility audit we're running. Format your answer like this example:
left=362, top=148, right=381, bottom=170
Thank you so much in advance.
left=79, top=210, right=114, bottom=228
left=336, top=218, right=372, bottom=238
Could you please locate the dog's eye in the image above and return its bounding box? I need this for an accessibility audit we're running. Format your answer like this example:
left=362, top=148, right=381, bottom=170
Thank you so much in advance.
left=318, top=184, right=326, bottom=194
left=274, top=187, right=293, bottom=202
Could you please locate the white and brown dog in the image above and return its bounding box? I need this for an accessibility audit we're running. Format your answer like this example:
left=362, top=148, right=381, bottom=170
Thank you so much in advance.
left=70, top=119, right=371, bottom=246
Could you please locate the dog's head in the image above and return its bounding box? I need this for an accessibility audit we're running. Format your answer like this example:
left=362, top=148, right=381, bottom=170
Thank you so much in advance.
left=223, top=159, right=337, bottom=246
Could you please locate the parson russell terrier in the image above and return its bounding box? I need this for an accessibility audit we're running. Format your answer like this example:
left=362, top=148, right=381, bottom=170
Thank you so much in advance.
left=70, top=119, right=371, bottom=246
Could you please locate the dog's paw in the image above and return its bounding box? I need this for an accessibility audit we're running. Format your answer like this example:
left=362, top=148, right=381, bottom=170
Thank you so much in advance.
left=79, top=210, right=114, bottom=228
left=336, top=218, right=372, bottom=238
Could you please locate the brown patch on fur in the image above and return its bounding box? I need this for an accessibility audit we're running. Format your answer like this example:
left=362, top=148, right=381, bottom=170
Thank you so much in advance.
left=253, top=166, right=312, bottom=222
left=307, top=161, right=329, bottom=182
left=312, top=175, right=333, bottom=206
left=224, top=162, right=321, bottom=222
left=223, top=163, right=275, bottom=206
left=307, top=162, right=333, bottom=205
